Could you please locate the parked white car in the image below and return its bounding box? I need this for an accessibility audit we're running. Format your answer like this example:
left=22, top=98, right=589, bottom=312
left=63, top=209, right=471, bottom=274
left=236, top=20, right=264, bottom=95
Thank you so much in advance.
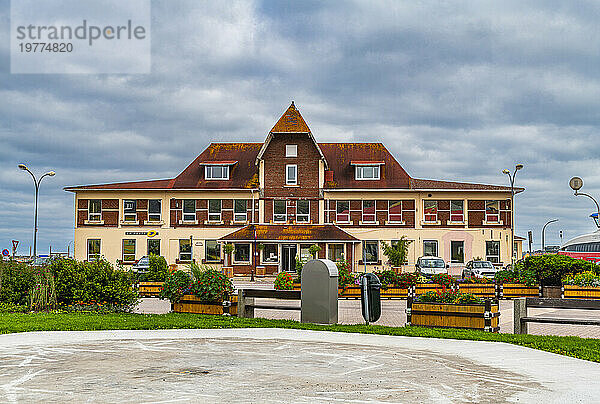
left=415, top=256, right=448, bottom=278
left=462, top=260, right=497, bottom=279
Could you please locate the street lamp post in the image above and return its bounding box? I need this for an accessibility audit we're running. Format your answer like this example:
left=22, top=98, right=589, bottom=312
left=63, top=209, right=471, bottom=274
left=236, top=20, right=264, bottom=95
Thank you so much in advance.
left=502, top=164, right=524, bottom=267
left=541, top=219, right=558, bottom=251
left=18, top=164, right=55, bottom=258
left=569, top=177, right=600, bottom=229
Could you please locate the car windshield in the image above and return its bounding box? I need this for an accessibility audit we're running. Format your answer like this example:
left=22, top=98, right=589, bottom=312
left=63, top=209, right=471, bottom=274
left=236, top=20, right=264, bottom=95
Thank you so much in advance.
left=138, top=257, right=149, bottom=265
left=473, top=261, right=493, bottom=269
left=421, top=259, right=445, bottom=268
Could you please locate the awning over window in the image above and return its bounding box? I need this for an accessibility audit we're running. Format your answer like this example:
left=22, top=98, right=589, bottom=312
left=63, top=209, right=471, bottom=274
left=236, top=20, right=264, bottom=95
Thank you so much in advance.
left=219, top=224, right=359, bottom=243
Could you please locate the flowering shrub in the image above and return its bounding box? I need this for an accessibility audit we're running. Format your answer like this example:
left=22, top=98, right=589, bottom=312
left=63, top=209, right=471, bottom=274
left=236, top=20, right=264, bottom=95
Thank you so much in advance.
left=430, top=273, right=457, bottom=287
left=190, top=269, right=233, bottom=303
left=417, top=290, right=483, bottom=305
left=372, top=270, right=418, bottom=289
left=563, top=271, right=600, bottom=287
left=337, top=260, right=355, bottom=290
left=460, top=276, right=493, bottom=284
left=494, top=269, right=537, bottom=286
left=274, top=272, right=294, bottom=290
left=159, top=270, right=192, bottom=303
left=372, top=270, right=397, bottom=288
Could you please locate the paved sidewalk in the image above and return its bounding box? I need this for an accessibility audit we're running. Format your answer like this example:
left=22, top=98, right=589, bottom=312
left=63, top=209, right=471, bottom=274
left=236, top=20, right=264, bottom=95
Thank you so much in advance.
left=1, top=328, right=598, bottom=403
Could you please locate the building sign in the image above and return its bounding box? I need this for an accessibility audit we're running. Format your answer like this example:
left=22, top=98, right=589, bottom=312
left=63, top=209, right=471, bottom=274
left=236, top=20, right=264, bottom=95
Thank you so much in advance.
left=125, top=231, right=158, bottom=237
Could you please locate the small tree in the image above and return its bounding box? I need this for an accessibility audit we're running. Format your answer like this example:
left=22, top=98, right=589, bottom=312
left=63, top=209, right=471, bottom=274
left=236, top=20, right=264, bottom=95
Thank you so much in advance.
left=382, top=237, right=412, bottom=268
left=308, top=244, right=321, bottom=259
left=223, top=244, right=235, bottom=266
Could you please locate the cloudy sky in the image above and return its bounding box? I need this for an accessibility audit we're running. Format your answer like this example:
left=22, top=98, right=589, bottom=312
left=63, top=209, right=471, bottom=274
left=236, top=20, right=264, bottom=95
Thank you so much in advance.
left=1, top=0, right=600, bottom=255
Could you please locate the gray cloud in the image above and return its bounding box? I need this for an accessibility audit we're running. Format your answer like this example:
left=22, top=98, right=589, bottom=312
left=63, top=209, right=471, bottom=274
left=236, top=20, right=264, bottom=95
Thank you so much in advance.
left=2, top=0, right=600, bottom=254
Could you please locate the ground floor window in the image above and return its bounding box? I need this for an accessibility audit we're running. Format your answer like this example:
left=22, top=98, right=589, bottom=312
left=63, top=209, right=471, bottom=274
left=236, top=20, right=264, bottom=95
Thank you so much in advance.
left=486, top=241, right=500, bottom=263
left=299, top=244, right=312, bottom=263
left=262, top=244, right=278, bottom=263
left=147, top=239, right=160, bottom=256
left=87, top=239, right=100, bottom=261
left=328, top=244, right=345, bottom=262
left=234, top=243, right=250, bottom=263
left=179, top=239, right=192, bottom=262
left=122, top=239, right=136, bottom=262
left=205, top=240, right=220, bottom=262
left=423, top=240, right=438, bottom=257
left=363, top=241, right=378, bottom=264
left=451, top=240, right=464, bottom=263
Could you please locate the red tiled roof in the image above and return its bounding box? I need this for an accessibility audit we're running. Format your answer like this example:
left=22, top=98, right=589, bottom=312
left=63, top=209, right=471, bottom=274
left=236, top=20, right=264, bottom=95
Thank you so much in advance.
left=64, top=179, right=173, bottom=191
left=410, top=178, right=520, bottom=192
left=270, top=102, right=311, bottom=133
left=220, top=224, right=359, bottom=242
left=320, top=143, right=411, bottom=189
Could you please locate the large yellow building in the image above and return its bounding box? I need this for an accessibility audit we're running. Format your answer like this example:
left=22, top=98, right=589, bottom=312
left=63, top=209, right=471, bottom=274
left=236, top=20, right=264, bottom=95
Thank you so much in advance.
left=65, top=103, right=523, bottom=275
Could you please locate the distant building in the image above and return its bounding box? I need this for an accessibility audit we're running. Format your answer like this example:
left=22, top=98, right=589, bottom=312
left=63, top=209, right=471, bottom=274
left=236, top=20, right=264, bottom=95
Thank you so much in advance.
left=65, top=102, right=523, bottom=274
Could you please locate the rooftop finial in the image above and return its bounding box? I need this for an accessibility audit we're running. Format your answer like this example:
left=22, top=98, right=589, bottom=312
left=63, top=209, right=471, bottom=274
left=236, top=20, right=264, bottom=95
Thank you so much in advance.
left=291, top=101, right=295, bottom=107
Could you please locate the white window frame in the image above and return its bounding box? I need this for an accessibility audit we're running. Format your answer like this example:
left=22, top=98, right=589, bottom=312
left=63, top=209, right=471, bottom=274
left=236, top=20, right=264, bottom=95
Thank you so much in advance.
left=486, top=240, right=500, bottom=263
left=423, top=240, right=438, bottom=257
left=273, top=200, right=287, bottom=223
left=423, top=200, right=438, bottom=223
left=183, top=200, right=196, bottom=222
left=388, top=200, right=403, bottom=223
left=234, top=200, right=247, bottom=222
left=123, top=199, right=137, bottom=222
left=286, top=144, right=297, bottom=157
left=262, top=244, right=279, bottom=264
left=450, top=200, right=464, bottom=222
left=87, top=239, right=101, bottom=261
left=205, top=165, right=229, bottom=180
left=286, top=164, right=297, bottom=185
left=179, top=239, right=192, bottom=262
left=122, top=239, right=136, bottom=262
left=362, top=240, right=379, bottom=264
left=355, top=165, right=380, bottom=180
left=208, top=199, right=222, bottom=222
left=296, top=200, right=310, bottom=223
left=327, top=244, right=345, bottom=262
left=205, top=240, right=221, bottom=262
left=450, top=240, right=465, bottom=263
left=485, top=200, right=500, bottom=223
left=362, top=200, right=376, bottom=223
left=148, top=199, right=162, bottom=222
left=336, top=200, right=350, bottom=222
left=88, top=200, right=101, bottom=222
left=233, top=243, right=251, bottom=264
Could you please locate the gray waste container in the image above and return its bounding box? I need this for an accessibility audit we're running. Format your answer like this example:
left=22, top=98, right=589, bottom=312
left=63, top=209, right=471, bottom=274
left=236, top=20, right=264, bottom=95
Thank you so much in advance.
left=301, top=259, right=338, bottom=324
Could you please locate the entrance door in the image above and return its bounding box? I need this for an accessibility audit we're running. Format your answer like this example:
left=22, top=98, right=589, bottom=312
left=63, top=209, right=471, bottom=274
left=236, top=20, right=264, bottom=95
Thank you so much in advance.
left=282, top=244, right=297, bottom=272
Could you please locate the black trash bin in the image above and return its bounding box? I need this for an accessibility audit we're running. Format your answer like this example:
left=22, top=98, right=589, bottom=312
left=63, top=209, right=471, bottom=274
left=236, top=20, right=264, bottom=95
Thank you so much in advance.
left=360, top=273, right=382, bottom=324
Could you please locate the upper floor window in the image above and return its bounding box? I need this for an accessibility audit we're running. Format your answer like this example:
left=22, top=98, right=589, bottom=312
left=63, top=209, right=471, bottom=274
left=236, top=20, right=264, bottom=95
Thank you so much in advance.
left=450, top=200, right=464, bottom=222
left=148, top=199, right=161, bottom=222
left=234, top=200, right=247, bottom=222
left=355, top=165, right=380, bottom=180
left=486, top=200, right=500, bottom=222
left=296, top=200, right=310, bottom=222
left=389, top=200, right=402, bottom=222
left=123, top=200, right=137, bottom=222
left=183, top=199, right=196, bottom=222
left=205, top=165, right=229, bottom=180
left=424, top=200, right=438, bottom=222
left=286, top=145, right=297, bottom=157
left=336, top=201, right=350, bottom=222
left=88, top=200, right=101, bottom=222
left=362, top=200, right=376, bottom=222
left=208, top=199, right=222, bottom=222
left=273, top=200, right=287, bottom=223
left=286, top=164, right=297, bottom=185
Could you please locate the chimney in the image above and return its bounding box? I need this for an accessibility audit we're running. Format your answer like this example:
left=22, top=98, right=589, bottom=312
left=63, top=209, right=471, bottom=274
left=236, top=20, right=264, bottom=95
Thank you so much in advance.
left=325, top=170, right=334, bottom=182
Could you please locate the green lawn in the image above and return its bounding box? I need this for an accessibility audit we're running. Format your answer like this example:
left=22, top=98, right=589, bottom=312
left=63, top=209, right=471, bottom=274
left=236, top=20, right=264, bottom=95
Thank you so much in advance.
left=1, top=312, right=600, bottom=362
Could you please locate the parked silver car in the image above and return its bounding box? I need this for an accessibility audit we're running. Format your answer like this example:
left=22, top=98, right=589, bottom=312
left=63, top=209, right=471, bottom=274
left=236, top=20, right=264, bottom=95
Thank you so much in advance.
left=415, top=256, right=448, bottom=278
left=132, top=256, right=150, bottom=272
left=462, top=260, right=497, bottom=279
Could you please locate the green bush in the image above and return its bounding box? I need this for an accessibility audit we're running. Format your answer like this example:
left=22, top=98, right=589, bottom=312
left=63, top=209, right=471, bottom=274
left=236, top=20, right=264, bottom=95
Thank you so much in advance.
left=138, top=255, right=168, bottom=282
left=372, top=270, right=398, bottom=288
left=0, top=261, right=35, bottom=305
left=189, top=269, right=233, bottom=303
left=49, top=258, right=138, bottom=310
left=460, top=276, right=493, bottom=284
left=29, top=266, right=57, bottom=312
left=159, top=270, right=191, bottom=303
left=563, top=271, right=600, bottom=287
left=274, top=272, right=294, bottom=290
left=417, top=290, right=483, bottom=304
left=0, top=302, right=29, bottom=313
left=381, top=237, right=412, bottom=267
left=494, top=268, right=537, bottom=286
left=522, top=255, right=600, bottom=286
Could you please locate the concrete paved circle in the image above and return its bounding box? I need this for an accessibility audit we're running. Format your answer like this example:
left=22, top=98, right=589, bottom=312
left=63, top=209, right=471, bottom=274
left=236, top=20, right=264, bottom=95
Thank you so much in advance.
left=0, top=329, right=599, bottom=403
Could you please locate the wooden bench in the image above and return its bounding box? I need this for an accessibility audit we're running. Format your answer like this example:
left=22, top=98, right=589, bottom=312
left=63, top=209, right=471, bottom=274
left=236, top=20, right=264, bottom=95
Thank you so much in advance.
left=237, top=289, right=301, bottom=318
left=514, top=297, right=600, bottom=334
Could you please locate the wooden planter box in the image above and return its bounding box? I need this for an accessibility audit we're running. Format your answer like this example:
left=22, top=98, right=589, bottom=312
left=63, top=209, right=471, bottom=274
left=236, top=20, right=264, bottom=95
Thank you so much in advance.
left=380, top=286, right=411, bottom=299
left=498, top=283, right=541, bottom=299
left=414, top=283, right=452, bottom=296
left=222, top=267, right=234, bottom=278
left=339, top=285, right=361, bottom=298
left=457, top=283, right=497, bottom=299
left=407, top=298, right=499, bottom=332
left=173, top=294, right=237, bottom=315
left=563, top=285, right=600, bottom=299
left=295, top=283, right=410, bottom=299
left=138, top=282, right=164, bottom=298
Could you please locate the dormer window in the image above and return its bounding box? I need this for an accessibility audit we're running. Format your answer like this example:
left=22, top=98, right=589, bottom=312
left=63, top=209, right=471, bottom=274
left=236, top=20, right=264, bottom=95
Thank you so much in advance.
left=351, top=161, right=384, bottom=180
left=286, top=144, right=297, bottom=157
left=205, top=165, right=229, bottom=180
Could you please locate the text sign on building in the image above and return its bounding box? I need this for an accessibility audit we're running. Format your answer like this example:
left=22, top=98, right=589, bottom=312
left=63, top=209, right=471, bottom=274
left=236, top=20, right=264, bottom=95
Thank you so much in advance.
left=10, top=0, right=151, bottom=74
left=125, top=231, right=158, bottom=237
